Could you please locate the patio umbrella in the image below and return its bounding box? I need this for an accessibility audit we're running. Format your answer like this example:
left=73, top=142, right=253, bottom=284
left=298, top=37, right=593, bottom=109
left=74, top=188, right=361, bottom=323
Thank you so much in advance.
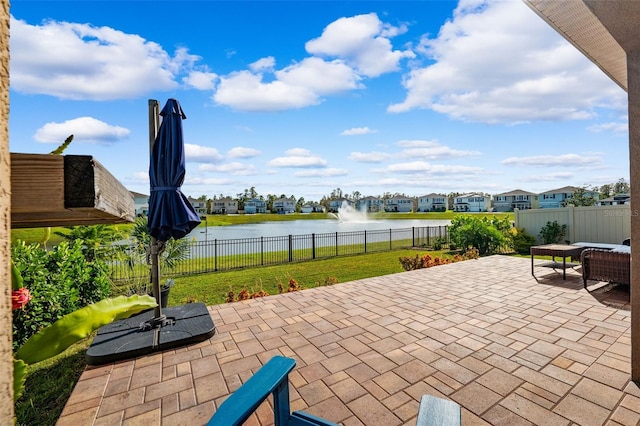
left=147, top=98, right=201, bottom=325
left=84, top=99, right=214, bottom=364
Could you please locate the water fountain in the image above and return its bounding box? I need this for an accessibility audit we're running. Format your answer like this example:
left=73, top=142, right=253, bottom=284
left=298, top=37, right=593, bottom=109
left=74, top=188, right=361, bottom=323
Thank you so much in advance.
left=331, top=200, right=369, bottom=223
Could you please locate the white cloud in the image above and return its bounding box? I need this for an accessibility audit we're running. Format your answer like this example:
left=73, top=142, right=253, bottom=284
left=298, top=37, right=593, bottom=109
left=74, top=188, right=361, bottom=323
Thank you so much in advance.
left=587, top=121, right=628, bottom=134
left=250, top=57, right=276, bottom=72
left=183, top=70, right=218, bottom=90
left=396, top=139, right=481, bottom=159
left=516, top=171, right=573, bottom=182
left=213, top=56, right=362, bottom=111
left=276, top=57, right=362, bottom=95
left=198, top=162, right=257, bottom=175
left=305, top=13, right=414, bottom=77
left=383, top=161, right=484, bottom=175
left=184, top=176, right=233, bottom=186
left=185, top=144, right=223, bottom=162
left=227, top=147, right=261, bottom=158
left=127, top=171, right=150, bottom=184
left=348, top=151, right=391, bottom=163
left=268, top=148, right=328, bottom=168
left=387, top=1, right=625, bottom=123
left=501, top=153, right=601, bottom=167
left=10, top=16, right=197, bottom=100
left=294, top=168, right=349, bottom=177
left=213, top=70, right=319, bottom=111
left=341, top=127, right=377, bottom=136
left=285, top=148, right=312, bottom=156
left=34, top=116, right=129, bottom=144
left=212, top=13, right=414, bottom=112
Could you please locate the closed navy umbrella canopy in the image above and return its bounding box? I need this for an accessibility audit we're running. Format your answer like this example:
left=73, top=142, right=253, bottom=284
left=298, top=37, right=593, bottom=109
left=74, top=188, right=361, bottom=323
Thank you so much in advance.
left=148, top=99, right=201, bottom=242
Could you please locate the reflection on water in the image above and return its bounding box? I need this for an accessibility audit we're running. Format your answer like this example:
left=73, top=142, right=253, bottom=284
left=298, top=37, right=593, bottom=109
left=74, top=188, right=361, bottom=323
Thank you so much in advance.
left=189, top=219, right=450, bottom=241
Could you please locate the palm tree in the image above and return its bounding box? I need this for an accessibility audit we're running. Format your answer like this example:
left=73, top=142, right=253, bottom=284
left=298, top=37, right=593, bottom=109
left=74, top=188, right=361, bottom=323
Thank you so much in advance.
left=131, top=217, right=190, bottom=266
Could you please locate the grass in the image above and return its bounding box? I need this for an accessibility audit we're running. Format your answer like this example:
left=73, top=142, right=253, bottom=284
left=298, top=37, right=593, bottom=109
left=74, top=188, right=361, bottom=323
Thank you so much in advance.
left=15, top=337, right=92, bottom=426
left=168, top=247, right=455, bottom=305
left=15, top=247, right=457, bottom=424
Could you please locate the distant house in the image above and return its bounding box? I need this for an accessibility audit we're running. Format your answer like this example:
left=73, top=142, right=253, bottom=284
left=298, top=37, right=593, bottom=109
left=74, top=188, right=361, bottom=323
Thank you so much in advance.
left=598, top=193, right=630, bottom=206
left=273, top=198, right=296, bottom=214
left=453, top=194, right=489, bottom=212
left=131, top=191, right=149, bottom=217
left=301, top=203, right=325, bottom=213
left=244, top=198, right=267, bottom=214
left=493, top=189, right=538, bottom=212
left=211, top=197, right=238, bottom=214
left=384, top=196, right=414, bottom=212
left=188, top=197, right=208, bottom=216
left=417, top=193, right=447, bottom=212
left=538, top=186, right=598, bottom=208
left=328, top=197, right=353, bottom=213
left=356, top=196, right=383, bottom=212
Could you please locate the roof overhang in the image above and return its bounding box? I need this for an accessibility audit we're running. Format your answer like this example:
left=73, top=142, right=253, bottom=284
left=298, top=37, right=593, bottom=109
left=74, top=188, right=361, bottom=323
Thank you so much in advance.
left=523, top=0, right=628, bottom=92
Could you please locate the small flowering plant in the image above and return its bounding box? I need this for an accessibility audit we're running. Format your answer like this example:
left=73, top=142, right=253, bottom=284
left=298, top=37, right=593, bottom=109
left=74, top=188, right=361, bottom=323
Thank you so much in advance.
left=11, top=260, right=31, bottom=310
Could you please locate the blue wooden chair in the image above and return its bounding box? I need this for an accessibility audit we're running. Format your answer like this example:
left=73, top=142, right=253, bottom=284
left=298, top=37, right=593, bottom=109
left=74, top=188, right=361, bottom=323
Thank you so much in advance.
left=207, top=355, right=461, bottom=426
left=207, top=356, right=338, bottom=425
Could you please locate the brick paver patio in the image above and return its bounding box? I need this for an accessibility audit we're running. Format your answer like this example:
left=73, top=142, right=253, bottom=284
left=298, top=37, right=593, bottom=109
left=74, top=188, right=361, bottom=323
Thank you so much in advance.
left=57, top=255, right=639, bottom=425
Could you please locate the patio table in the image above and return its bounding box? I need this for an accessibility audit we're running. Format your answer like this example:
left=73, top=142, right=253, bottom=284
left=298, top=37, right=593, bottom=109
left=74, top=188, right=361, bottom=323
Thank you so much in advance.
left=530, top=244, right=584, bottom=280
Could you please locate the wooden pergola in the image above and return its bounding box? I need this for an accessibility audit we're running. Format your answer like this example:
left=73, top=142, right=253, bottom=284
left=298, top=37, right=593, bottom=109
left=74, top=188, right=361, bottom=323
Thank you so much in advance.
left=10, top=153, right=134, bottom=228
left=524, top=0, right=640, bottom=382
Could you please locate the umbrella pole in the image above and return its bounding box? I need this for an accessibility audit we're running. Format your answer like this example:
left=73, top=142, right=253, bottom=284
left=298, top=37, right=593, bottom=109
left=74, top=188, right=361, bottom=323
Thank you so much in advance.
left=148, top=100, right=166, bottom=324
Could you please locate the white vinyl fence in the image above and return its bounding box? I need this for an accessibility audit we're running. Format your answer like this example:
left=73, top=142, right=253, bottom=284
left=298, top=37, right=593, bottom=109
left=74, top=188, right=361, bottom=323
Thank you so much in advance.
left=514, top=205, right=631, bottom=244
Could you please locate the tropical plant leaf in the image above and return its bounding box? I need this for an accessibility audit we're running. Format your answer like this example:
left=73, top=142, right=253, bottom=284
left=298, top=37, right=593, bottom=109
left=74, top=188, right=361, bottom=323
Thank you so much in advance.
left=50, top=134, right=74, bottom=155
left=13, top=358, right=27, bottom=402
left=11, top=258, right=23, bottom=290
left=16, top=295, right=157, bottom=364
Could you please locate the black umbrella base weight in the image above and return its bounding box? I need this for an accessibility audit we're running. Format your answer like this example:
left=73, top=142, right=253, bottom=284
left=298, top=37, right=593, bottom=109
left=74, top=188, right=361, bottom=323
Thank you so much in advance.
left=86, top=303, right=215, bottom=365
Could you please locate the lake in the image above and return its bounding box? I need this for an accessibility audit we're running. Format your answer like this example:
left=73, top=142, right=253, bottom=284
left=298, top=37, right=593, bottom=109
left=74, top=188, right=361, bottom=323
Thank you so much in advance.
left=188, top=218, right=450, bottom=241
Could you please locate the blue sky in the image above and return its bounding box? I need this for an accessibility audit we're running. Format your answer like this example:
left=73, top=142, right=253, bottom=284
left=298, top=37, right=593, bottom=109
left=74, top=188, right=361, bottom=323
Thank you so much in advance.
left=9, top=0, right=629, bottom=202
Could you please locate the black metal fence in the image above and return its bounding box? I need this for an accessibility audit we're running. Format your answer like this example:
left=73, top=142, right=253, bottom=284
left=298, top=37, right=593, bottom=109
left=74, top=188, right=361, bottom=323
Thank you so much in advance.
left=107, top=225, right=449, bottom=281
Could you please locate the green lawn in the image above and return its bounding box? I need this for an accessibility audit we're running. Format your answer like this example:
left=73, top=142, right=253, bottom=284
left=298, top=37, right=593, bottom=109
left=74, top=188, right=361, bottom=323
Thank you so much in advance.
left=167, top=247, right=455, bottom=305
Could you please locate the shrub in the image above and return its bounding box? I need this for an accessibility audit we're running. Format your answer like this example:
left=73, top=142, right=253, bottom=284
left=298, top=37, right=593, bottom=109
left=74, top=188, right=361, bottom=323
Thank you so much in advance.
left=398, top=249, right=478, bottom=271
left=432, top=236, right=447, bottom=250
left=319, top=276, right=339, bottom=286
left=511, top=228, right=537, bottom=254
left=448, top=215, right=509, bottom=256
left=11, top=240, right=111, bottom=351
left=538, top=220, right=567, bottom=244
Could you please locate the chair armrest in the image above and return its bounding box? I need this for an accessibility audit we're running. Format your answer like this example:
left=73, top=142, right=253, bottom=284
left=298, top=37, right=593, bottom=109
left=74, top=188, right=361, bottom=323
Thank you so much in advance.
left=416, top=395, right=461, bottom=426
left=208, top=356, right=296, bottom=426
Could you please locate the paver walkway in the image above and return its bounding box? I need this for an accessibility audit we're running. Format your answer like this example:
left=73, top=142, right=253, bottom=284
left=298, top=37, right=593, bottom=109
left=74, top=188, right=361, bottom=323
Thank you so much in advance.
left=57, top=255, right=639, bottom=426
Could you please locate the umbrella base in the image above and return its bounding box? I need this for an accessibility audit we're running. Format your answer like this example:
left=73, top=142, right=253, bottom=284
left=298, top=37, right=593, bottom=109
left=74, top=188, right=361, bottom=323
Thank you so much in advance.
left=86, top=303, right=215, bottom=365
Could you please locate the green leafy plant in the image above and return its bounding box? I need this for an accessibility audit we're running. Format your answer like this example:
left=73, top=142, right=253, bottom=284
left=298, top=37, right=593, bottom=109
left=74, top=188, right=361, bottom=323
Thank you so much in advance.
left=11, top=253, right=157, bottom=402
left=538, top=220, right=567, bottom=244
left=11, top=240, right=112, bottom=350
left=13, top=294, right=156, bottom=401
left=117, top=216, right=191, bottom=296
left=54, top=224, right=124, bottom=262
left=511, top=228, right=537, bottom=254
left=432, top=236, right=447, bottom=250
left=448, top=215, right=510, bottom=256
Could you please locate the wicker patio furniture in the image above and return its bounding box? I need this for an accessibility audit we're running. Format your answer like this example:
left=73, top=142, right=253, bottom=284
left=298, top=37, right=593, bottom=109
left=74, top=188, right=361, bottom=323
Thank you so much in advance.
left=580, top=247, right=630, bottom=290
